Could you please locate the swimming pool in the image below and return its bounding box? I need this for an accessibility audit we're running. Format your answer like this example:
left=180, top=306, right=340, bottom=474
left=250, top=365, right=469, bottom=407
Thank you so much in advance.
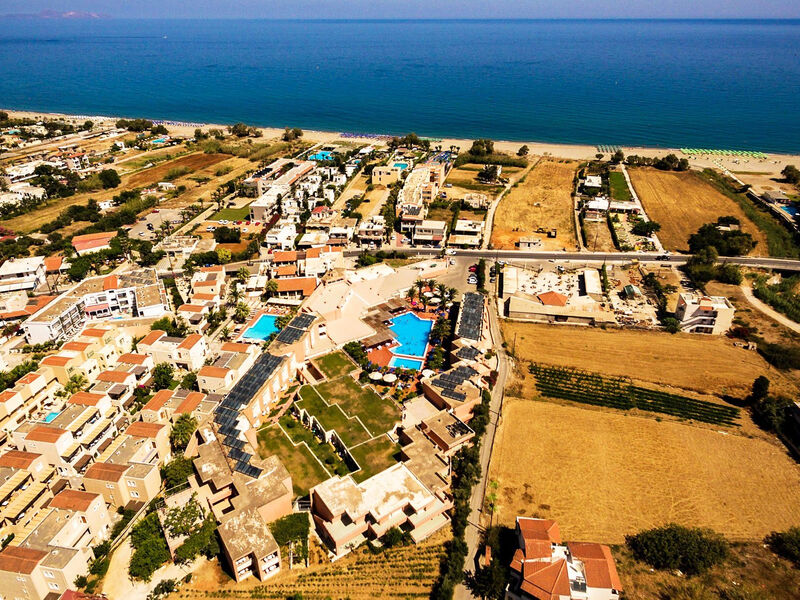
left=152, top=137, right=167, bottom=144
left=389, top=356, right=424, bottom=370
left=394, top=162, right=409, bottom=170
left=242, top=314, right=279, bottom=341
left=310, top=150, right=333, bottom=161
left=781, top=205, right=798, bottom=217
left=44, top=411, right=60, bottom=423
left=389, top=312, right=433, bottom=358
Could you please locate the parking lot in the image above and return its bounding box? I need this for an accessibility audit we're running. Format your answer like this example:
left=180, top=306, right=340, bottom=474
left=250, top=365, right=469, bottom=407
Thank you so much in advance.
left=128, top=208, right=187, bottom=241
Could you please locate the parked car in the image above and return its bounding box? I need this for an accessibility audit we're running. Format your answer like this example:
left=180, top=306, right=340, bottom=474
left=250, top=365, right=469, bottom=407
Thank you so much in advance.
left=467, top=276, right=478, bottom=285
left=242, top=227, right=249, bottom=233
left=445, top=249, right=456, bottom=255
left=468, top=265, right=477, bottom=273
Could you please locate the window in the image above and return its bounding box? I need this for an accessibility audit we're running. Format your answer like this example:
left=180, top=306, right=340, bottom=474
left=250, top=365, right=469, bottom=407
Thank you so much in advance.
left=48, top=582, right=60, bottom=590
left=130, top=490, right=139, bottom=498
left=106, top=483, right=114, bottom=489
left=44, top=570, right=54, bottom=578
left=126, top=480, right=136, bottom=487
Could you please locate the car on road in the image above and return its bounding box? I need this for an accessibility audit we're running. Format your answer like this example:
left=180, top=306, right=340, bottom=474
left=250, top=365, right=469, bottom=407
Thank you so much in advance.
left=242, top=227, right=248, bottom=233
left=206, top=226, right=216, bottom=232
left=468, top=265, right=477, bottom=273
left=467, top=276, right=478, bottom=285
left=498, top=260, right=507, bottom=266
left=445, top=249, right=456, bottom=255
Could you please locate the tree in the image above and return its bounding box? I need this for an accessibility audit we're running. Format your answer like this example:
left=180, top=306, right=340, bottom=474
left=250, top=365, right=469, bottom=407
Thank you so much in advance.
left=752, top=394, right=793, bottom=432
left=216, top=247, right=231, bottom=264
left=152, top=363, right=175, bottom=391
left=469, top=139, right=494, bottom=156
left=263, top=278, right=278, bottom=300
left=63, top=373, right=88, bottom=395
left=234, top=302, right=250, bottom=323
left=98, top=169, right=121, bottom=189
left=406, top=286, right=417, bottom=303
left=229, top=122, right=250, bottom=137
left=464, top=560, right=507, bottom=600
left=170, top=414, right=198, bottom=452
left=162, top=455, right=195, bottom=488
left=631, top=219, right=661, bottom=237
left=180, top=372, right=198, bottom=391
left=766, top=527, right=800, bottom=567
left=625, top=524, right=729, bottom=575
left=782, top=165, right=800, bottom=185
left=213, top=226, right=240, bottom=244
left=517, top=145, right=529, bottom=157
left=82, top=120, right=94, bottom=131
left=611, top=149, right=625, bottom=164
left=477, top=165, right=499, bottom=183
left=236, top=266, right=250, bottom=283
left=751, top=376, right=770, bottom=402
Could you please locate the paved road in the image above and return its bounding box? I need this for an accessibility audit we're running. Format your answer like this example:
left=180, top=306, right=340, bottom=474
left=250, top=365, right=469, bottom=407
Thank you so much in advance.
left=454, top=295, right=509, bottom=600
left=740, top=284, right=800, bottom=334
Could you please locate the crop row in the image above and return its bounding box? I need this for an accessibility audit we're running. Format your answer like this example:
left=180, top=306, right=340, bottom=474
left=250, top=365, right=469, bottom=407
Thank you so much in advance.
left=530, top=364, right=739, bottom=426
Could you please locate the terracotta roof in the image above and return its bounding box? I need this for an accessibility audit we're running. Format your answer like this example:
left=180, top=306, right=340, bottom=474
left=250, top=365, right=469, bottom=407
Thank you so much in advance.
left=41, top=355, right=71, bottom=367
left=519, top=518, right=561, bottom=559
left=0, top=546, right=48, bottom=574
left=103, top=275, right=119, bottom=291
left=143, top=389, right=174, bottom=412
left=0, top=390, right=20, bottom=403
left=117, top=353, right=148, bottom=365
left=138, top=330, right=166, bottom=346
left=272, top=250, right=297, bottom=263
left=68, top=391, right=106, bottom=406
left=0, top=450, right=40, bottom=470
left=193, top=280, right=218, bottom=288
left=178, top=304, right=205, bottom=313
left=97, top=370, right=132, bottom=383
left=49, top=489, right=99, bottom=512
left=305, top=246, right=322, bottom=258
left=537, top=291, right=568, bottom=307
left=43, top=256, right=63, bottom=272
left=567, top=542, right=622, bottom=591
left=72, top=231, right=117, bottom=244
left=16, top=372, right=43, bottom=385
left=198, top=365, right=230, bottom=378
left=84, top=462, right=127, bottom=482
left=221, top=342, right=251, bottom=353
left=199, top=265, right=224, bottom=273
left=520, top=558, right=570, bottom=600
left=276, top=265, right=297, bottom=276
left=276, top=277, right=316, bottom=296
left=26, top=425, right=68, bottom=443
left=191, top=293, right=217, bottom=301
left=80, top=327, right=108, bottom=338
left=125, top=421, right=164, bottom=439
left=177, top=333, right=203, bottom=350
left=62, top=341, right=91, bottom=352
left=176, top=392, right=205, bottom=414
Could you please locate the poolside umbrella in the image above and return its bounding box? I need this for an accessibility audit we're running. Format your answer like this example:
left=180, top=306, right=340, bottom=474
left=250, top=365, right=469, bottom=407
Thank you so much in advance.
left=421, top=369, right=435, bottom=378
left=369, top=371, right=383, bottom=381
left=423, top=291, right=434, bottom=298
left=383, top=373, right=398, bottom=384
left=429, top=298, right=441, bottom=305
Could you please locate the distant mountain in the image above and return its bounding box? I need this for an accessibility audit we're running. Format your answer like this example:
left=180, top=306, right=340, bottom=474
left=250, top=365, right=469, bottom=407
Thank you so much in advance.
left=0, top=9, right=109, bottom=20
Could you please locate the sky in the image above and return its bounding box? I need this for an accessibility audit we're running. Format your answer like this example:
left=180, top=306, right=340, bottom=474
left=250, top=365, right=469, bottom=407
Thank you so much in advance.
left=3, top=0, right=800, bottom=19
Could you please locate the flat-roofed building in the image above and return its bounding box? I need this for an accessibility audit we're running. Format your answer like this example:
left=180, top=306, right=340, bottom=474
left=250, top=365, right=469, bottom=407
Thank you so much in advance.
left=137, top=331, right=208, bottom=371
left=372, top=165, right=402, bottom=186
left=0, top=543, right=90, bottom=600
left=448, top=219, right=484, bottom=248
left=82, top=461, right=160, bottom=508
left=0, top=257, right=46, bottom=293
left=675, top=293, right=735, bottom=335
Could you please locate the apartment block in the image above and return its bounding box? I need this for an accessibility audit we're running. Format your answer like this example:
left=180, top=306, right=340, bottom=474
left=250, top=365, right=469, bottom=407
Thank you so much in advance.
left=674, top=293, right=735, bottom=335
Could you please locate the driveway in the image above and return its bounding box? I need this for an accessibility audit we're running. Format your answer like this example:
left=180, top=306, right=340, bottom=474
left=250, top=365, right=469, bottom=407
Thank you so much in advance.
left=740, top=284, right=800, bottom=334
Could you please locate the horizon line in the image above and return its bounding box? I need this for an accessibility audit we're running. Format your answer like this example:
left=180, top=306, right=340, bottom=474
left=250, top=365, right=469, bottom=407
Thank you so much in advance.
left=4, top=16, right=800, bottom=22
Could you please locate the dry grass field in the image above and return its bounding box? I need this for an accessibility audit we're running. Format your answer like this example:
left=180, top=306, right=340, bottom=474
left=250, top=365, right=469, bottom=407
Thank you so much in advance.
left=176, top=531, right=447, bottom=599
left=582, top=221, right=617, bottom=252
left=490, top=159, right=578, bottom=250
left=126, top=152, right=229, bottom=187
left=489, top=399, right=800, bottom=544
left=502, top=320, right=789, bottom=397
left=629, top=168, right=768, bottom=253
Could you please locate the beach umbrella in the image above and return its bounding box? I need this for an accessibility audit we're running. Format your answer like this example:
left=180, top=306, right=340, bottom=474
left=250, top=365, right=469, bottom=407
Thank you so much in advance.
left=422, top=369, right=435, bottom=378
left=369, top=371, right=383, bottom=381
left=423, top=291, right=434, bottom=298
left=383, top=373, right=397, bottom=383
left=429, top=298, right=441, bottom=305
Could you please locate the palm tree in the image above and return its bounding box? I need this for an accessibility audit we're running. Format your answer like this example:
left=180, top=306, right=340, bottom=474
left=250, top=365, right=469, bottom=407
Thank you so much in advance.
left=264, top=279, right=278, bottom=300
left=234, top=302, right=250, bottom=323
left=448, top=287, right=458, bottom=303
left=64, top=374, right=88, bottom=395
left=426, top=279, right=436, bottom=294
left=236, top=267, right=250, bottom=284
left=406, top=287, right=417, bottom=303
left=227, top=285, right=241, bottom=306
left=220, top=326, right=231, bottom=341
left=415, top=279, right=425, bottom=297
left=436, top=283, right=447, bottom=300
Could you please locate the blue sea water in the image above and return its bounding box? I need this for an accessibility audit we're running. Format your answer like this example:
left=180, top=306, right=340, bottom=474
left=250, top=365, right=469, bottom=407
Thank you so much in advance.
left=1, top=19, right=799, bottom=152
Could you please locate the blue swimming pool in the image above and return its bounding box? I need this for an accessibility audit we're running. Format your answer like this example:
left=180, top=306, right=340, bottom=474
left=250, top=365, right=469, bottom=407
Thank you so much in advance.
left=390, top=356, right=424, bottom=370
left=44, top=411, right=60, bottom=423
left=394, top=162, right=409, bottom=170
left=389, top=312, right=433, bottom=358
left=242, top=314, right=279, bottom=341
left=781, top=205, right=798, bottom=217
left=310, top=150, right=333, bottom=161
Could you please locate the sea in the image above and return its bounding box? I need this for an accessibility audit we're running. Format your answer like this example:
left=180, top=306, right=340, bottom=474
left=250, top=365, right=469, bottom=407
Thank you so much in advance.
left=1, top=19, right=799, bottom=153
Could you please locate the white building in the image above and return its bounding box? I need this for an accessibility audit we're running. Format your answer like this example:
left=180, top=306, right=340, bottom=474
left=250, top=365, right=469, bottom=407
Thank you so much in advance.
left=674, top=293, right=735, bottom=335
left=0, top=257, right=46, bottom=293
left=264, top=224, right=297, bottom=251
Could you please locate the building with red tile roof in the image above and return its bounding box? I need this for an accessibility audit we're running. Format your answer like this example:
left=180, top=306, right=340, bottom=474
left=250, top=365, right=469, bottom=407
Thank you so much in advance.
left=71, top=231, right=117, bottom=255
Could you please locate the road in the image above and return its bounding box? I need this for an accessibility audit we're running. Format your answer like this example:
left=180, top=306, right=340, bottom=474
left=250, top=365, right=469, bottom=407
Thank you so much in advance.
left=454, top=293, right=509, bottom=600
left=740, top=284, right=800, bottom=334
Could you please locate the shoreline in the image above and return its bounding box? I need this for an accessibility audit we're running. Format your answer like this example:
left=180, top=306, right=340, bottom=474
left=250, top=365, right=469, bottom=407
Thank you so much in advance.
left=5, top=107, right=800, bottom=168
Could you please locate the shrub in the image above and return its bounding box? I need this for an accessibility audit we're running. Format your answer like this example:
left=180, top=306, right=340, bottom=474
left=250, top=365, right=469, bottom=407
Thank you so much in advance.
left=625, top=524, right=728, bottom=575
left=765, top=527, right=800, bottom=566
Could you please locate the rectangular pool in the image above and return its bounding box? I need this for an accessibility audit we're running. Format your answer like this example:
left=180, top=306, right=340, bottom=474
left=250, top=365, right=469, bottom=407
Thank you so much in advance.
left=242, top=314, right=279, bottom=341
left=310, top=150, right=333, bottom=161
left=394, top=162, right=409, bottom=170
left=781, top=205, right=798, bottom=217
left=389, top=312, right=433, bottom=358
left=44, top=411, right=60, bottom=423
left=389, top=356, right=424, bottom=370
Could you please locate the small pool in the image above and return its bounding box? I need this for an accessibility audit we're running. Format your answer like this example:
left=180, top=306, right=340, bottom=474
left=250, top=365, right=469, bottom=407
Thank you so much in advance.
left=310, top=150, right=333, bottom=161
left=390, top=356, right=424, bottom=370
left=389, top=312, right=433, bottom=358
left=394, top=162, right=409, bottom=170
left=781, top=205, right=798, bottom=217
left=242, top=314, right=279, bottom=341
left=152, top=137, right=167, bottom=144
left=44, top=411, right=60, bottom=423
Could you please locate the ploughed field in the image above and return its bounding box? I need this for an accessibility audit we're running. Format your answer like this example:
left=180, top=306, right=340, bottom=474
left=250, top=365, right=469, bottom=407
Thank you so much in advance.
left=629, top=167, right=767, bottom=253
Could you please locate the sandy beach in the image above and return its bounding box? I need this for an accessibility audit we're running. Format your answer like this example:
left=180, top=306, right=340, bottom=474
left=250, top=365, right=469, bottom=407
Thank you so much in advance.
left=5, top=108, right=800, bottom=175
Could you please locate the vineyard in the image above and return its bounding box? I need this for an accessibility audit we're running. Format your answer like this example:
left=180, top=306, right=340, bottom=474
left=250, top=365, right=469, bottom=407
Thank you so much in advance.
left=529, top=363, right=740, bottom=426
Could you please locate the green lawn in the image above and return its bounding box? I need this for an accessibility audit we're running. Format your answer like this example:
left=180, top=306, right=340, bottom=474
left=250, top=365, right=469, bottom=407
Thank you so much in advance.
left=314, top=377, right=401, bottom=437
left=609, top=171, right=633, bottom=202
left=314, top=351, right=356, bottom=380
left=349, top=435, right=401, bottom=483
left=256, top=424, right=330, bottom=497
left=210, top=203, right=252, bottom=221
left=297, top=386, right=372, bottom=446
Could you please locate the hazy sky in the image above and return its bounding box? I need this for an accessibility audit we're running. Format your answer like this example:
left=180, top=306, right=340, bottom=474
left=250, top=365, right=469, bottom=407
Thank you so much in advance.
left=5, top=0, right=800, bottom=19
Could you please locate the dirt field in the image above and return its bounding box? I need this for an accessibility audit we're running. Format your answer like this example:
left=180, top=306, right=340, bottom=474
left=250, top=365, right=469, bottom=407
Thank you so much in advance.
left=489, top=399, right=800, bottom=543
left=176, top=531, right=447, bottom=599
left=582, top=220, right=617, bottom=252
left=629, top=168, right=768, bottom=253
left=490, top=159, right=578, bottom=250
left=502, top=320, right=791, bottom=397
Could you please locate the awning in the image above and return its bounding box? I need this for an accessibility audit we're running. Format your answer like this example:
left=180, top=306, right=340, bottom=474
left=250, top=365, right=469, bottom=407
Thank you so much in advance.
left=85, top=303, right=110, bottom=313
